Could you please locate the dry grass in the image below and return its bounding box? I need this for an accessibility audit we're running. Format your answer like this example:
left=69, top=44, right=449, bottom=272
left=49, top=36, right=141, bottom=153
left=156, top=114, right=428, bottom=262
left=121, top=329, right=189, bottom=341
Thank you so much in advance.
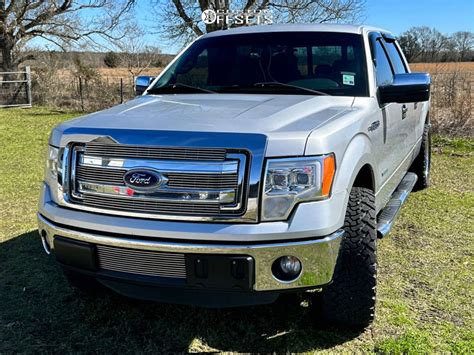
left=409, top=62, right=473, bottom=137
left=56, top=67, right=163, bottom=79
left=96, top=67, right=164, bottom=78
left=410, top=62, right=474, bottom=73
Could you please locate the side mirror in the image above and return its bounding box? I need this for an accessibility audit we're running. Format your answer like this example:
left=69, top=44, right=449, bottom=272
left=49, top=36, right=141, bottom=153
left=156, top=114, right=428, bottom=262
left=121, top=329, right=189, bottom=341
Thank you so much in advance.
left=135, top=76, right=155, bottom=96
left=379, top=73, right=430, bottom=104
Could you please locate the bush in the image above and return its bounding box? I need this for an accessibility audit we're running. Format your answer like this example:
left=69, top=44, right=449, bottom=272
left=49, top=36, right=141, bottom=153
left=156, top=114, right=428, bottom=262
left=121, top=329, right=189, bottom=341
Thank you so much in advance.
left=104, top=51, right=121, bottom=68
left=429, top=68, right=473, bottom=137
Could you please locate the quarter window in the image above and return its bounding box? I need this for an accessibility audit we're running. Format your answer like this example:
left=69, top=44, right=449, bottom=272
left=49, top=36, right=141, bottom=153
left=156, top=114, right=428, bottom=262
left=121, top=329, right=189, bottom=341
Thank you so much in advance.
left=374, top=40, right=393, bottom=87
left=384, top=41, right=407, bottom=74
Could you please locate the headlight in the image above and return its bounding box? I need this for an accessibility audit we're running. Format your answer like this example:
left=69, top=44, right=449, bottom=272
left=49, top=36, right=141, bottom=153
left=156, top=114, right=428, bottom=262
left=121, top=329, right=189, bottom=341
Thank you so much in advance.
left=44, top=146, right=60, bottom=185
left=261, top=154, right=335, bottom=221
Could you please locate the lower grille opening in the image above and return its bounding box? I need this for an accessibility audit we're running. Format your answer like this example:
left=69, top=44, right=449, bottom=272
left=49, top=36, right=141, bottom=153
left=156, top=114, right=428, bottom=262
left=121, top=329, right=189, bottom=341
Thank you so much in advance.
left=97, top=245, right=186, bottom=279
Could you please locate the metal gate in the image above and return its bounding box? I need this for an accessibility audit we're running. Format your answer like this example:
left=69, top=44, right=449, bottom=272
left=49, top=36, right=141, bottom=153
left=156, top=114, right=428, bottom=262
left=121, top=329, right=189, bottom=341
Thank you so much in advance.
left=0, top=66, right=32, bottom=108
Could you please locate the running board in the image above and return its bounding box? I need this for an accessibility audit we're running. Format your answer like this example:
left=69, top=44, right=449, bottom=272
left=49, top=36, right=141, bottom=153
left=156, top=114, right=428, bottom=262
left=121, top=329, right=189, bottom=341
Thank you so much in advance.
left=377, top=172, right=418, bottom=238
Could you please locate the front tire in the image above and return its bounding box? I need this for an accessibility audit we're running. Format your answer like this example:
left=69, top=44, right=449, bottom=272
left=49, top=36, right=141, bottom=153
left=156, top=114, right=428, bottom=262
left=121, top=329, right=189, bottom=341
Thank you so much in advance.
left=315, top=187, right=377, bottom=329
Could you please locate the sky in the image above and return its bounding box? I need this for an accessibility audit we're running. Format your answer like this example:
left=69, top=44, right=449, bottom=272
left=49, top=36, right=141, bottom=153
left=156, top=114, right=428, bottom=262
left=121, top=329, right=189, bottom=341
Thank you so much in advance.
left=29, top=0, right=474, bottom=54
left=139, top=0, right=474, bottom=54
left=364, top=0, right=474, bottom=35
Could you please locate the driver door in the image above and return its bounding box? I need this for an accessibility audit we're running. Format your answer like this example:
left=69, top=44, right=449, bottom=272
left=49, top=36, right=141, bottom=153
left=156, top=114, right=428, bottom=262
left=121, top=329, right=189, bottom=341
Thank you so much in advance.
left=372, top=36, right=409, bottom=199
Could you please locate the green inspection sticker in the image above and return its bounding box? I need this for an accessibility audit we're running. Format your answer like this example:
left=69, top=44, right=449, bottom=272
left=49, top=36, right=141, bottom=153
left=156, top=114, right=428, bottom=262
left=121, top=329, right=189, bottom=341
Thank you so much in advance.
left=342, top=72, right=355, bottom=86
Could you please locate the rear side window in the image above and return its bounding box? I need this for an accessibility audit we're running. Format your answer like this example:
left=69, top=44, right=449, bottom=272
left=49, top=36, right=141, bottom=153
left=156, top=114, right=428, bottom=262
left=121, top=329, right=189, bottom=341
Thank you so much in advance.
left=384, top=41, right=407, bottom=74
left=374, top=40, right=393, bottom=86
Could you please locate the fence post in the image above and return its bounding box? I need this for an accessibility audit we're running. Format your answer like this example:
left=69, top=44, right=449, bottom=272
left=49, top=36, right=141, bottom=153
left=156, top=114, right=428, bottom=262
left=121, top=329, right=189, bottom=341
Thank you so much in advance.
left=79, top=77, right=84, bottom=111
left=25, top=66, right=32, bottom=107
left=120, top=78, right=124, bottom=104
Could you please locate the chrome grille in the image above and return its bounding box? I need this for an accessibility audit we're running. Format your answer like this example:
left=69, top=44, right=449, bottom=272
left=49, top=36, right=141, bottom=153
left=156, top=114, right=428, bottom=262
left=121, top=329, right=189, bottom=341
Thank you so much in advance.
left=76, top=165, right=238, bottom=190
left=76, top=165, right=126, bottom=184
left=83, top=194, right=220, bottom=215
left=85, top=142, right=226, bottom=161
left=165, top=173, right=238, bottom=189
left=97, top=245, right=186, bottom=278
left=67, top=143, right=247, bottom=220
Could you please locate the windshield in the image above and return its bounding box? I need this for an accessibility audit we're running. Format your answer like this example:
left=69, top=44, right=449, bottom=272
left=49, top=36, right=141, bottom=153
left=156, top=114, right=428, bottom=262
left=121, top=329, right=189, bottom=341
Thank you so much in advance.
left=149, top=32, right=369, bottom=96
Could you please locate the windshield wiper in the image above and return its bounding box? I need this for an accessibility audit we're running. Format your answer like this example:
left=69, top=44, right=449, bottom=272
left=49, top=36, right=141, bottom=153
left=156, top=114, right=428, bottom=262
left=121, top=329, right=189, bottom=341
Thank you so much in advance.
left=253, top=82, right=329, bottom=96
left=148, top=83, right=217, bottom=94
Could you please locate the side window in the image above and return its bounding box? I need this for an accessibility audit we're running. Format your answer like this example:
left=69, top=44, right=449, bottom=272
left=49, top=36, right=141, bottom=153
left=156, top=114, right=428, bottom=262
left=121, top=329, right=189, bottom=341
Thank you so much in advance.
left=374, top=40, right=393, bottom=87
left=384, top=41, right=407, bottom=74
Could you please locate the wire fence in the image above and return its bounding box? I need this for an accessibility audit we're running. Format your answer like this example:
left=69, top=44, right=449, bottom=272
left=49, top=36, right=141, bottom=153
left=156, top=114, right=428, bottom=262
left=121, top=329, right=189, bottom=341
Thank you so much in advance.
left=31, top=74, right=136, bottom=112
left=0, top=67, right=32, bottom=108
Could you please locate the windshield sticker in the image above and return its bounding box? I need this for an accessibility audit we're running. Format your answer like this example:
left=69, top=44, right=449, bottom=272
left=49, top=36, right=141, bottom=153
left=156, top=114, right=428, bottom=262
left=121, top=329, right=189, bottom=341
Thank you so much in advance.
left=342, top=72, right=355, bottom=86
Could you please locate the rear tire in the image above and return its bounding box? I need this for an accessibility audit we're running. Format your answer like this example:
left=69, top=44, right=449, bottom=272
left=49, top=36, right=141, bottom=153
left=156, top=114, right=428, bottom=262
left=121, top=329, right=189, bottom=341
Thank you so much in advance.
left=314, top=187, right=377, bottom=329
left=410, top=123, right=431, bottom=191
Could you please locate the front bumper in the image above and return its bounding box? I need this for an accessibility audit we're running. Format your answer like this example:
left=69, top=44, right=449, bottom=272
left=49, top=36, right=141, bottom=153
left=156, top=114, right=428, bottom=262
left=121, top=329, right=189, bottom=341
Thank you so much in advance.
left=38, top=213, right=343, bottom=293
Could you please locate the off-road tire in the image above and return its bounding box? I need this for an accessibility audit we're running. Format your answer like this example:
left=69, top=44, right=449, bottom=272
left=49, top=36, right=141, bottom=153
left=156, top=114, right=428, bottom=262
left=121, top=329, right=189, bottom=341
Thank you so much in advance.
left=317, top=187, right=377, bottom=329
left=63, top=268, right=104, bottom=296
left=410, top=123, right=431, bottom=191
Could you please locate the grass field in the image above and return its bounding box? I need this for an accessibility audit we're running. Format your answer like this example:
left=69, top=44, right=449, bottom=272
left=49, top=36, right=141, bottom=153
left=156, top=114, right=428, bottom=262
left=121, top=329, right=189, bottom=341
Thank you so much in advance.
left=0, top=108, right=473, bottom=353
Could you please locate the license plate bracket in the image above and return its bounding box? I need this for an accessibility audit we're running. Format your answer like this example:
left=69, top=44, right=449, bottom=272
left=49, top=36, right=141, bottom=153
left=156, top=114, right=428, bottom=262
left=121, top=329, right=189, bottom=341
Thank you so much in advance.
left=185, top=254, right=254, bottom=291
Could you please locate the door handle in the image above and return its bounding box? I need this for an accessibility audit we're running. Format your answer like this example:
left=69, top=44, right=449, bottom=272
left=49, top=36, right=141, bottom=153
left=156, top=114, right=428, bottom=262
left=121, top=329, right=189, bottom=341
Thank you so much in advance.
left=402, top=105, right=408, bottom=119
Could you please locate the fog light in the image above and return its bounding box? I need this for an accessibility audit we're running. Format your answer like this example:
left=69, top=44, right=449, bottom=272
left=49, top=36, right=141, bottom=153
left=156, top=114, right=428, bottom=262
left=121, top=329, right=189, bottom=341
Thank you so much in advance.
left=272, top=255, right=302, bottom=282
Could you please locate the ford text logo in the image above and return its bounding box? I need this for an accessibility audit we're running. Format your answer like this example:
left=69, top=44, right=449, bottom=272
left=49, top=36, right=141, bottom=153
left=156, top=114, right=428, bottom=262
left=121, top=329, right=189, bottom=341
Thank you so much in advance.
left=123, top=169, right=166, bottom=192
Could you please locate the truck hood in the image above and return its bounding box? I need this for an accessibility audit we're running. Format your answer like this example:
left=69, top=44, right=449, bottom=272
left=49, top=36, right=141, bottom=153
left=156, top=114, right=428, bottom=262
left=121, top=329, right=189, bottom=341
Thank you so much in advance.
left=53, top=94, right=354, bottom=156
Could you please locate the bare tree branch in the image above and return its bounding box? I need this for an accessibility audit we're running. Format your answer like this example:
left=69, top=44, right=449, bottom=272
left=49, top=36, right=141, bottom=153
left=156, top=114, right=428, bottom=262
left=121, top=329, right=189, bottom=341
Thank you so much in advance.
left=171, top=0, right=204, bottom=36
left=150, top=0, right=365, bottom=47
left=0, top=0, right=136, bottom=71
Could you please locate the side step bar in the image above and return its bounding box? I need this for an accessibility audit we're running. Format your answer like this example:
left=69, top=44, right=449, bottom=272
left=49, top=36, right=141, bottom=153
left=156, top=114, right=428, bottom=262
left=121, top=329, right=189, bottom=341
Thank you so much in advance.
left=377, top=172, right=418, bottom=238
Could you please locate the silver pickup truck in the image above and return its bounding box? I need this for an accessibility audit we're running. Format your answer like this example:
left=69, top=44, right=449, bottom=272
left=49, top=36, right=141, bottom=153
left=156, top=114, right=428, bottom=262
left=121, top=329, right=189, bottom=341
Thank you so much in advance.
left=38, top=24, right=431, bottom=329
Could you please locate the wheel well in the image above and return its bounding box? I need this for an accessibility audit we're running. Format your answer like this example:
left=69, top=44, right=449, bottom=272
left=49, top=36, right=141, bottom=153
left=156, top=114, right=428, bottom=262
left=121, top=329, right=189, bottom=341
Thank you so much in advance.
left=353, top=164, right=375, bottom=191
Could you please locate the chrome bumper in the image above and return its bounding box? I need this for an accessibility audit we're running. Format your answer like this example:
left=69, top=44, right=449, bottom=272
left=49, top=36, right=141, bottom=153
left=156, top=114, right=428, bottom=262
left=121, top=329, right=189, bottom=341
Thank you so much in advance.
left=38, top=213, right=343, bottom=291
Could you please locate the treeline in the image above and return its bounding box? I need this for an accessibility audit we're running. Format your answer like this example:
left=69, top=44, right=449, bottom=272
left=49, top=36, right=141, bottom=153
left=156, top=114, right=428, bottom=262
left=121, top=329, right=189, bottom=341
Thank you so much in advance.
left=24, top=51, right=174, bottom=70
left=398, top=27, right=473, bottom=63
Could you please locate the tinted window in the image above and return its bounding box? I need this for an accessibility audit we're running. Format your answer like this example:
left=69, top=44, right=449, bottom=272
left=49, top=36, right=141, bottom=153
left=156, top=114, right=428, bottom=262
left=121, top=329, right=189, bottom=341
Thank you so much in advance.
left=375, top=40, right=393, bottom=86
left=151, top=32, right=369, bottom=97
left=385, top=41, right=407, bottom=74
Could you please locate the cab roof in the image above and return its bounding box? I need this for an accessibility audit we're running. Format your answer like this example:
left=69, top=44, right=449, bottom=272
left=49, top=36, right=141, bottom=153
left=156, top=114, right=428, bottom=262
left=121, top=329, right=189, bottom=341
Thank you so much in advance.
left=202, top=23, right=392, bottom=38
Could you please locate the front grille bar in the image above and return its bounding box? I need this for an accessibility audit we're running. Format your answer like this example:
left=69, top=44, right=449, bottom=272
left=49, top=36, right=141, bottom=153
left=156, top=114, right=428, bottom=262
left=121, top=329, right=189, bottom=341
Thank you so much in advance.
left=75, top=165, right=239, bottom=190
left=85, top=142, right=227, bottom=161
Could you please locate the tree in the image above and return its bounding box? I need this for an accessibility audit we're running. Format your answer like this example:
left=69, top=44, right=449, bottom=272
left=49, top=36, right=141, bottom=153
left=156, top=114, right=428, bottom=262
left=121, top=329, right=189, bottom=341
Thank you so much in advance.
left=425, top=28, right=447, bottom=62
left=398, top=26, right=448, bottom=63
left=152, top=0, right=365, bottom=46
left=114, top=26, right=161, bottom=79
left=0, top=0, right=136, bottom=72
left=398, top=31, right=422, bottom=62
left=451, top=31, right=474, bottom=61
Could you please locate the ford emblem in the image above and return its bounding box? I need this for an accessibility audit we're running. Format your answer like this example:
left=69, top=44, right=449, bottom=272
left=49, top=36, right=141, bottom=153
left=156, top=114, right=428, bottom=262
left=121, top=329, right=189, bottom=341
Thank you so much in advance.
left=123, top=169, right=165, bottom=192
